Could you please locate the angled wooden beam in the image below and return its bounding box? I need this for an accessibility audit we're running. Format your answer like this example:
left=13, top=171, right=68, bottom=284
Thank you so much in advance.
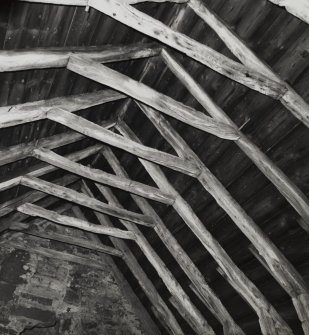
left=3, top=198, right=73, bottom=227
left=47, top=108, right=200, bottom=176
left=17, top=229, right=123, bottom=257
left=0, top=132, right=85, bottom=167
left=187, top=0, right=309, bottom=129
left=73, top=204, right=185, bottom=335
left=0, top=116, right=115, bottom=167
left=100, top=145, right=245, bottom=335
left=0, top=89, right=124, bottom=119
left=17, top=203, right=136, bottom=240
left=0, top=174, right=79, bottom=218
left=33, top=147, right=175, bottom=205
left=117, top=121, right=293, bottom=335
left=139, top=102, right=309, bottom=333
left=161, top=50, right=309, bottom=230
left=0, top=98, right=121, bottom=131
left=67, top=55, right=238, bottom=140
left=169, top=296, right=205, bottom=335
left=0, top=43, right=160, bottom=72
left=0, top=143, right=102, bottom=193
left=266, top=0, right=309, bottom=24
left=20, top=176, right=155, bottom=227
left=82, top=181, right=215, bottom=335
left=87, top=0, right=286, bottom=98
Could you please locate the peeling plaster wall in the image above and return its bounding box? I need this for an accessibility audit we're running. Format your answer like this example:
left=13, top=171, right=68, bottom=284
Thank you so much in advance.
left=0, top=221, right=157, bottom=335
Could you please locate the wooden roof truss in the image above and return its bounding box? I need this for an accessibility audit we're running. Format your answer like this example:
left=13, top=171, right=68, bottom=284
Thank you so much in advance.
left=1, top=1, right=309, bottom=334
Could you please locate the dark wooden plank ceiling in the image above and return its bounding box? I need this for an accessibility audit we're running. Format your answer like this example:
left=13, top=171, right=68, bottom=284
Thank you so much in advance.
left=0, top=1, right=308, bottom=334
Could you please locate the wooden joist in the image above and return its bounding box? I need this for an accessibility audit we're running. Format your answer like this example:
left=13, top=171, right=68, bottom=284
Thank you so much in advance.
left=67, top=55, right=238, bottom=140
left=20, top=176, right=155, bottom=227
left=0, top=174, right=79, bottom=218
left=0, top=43, right=160, bottom=72
left=0, top=118, right=113, bottom=167
left=100, top=145, right=245, bottom=335
left=17, top=203, right=136, bottom=240
left=187, top=0, right=309, bottom=129
left=4, top=196, right=73, bottom=227
left=73, top=203, right=185, bottom=335
left=47, top=108, right=200, bottom=176
left=83, top=181, right=215, bottom=335
left=139, top=102, right=309, bottom=333
left=0, top=144, right=102, bottom=193
left=88, top=0, right=286, bottom=98
left=117, top=121, right=293, bottom=335
left=33, top=147, right=175, bottom=205
left=161, top=50, right=309, bottom=230
left=0, top=89, right=124, bottom=118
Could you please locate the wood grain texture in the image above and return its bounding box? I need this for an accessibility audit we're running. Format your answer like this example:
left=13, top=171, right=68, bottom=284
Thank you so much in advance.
left=0, top=175, right=78, bottom=218
left=67, top=55, right=239, bottom=140
left=90, top=180, right=215, bottom=335
left=78, top=189, right=185, bottom=335
left=187, top=0, right=309, bottom=129
left=17, top=203, right=136, bottom=240
left=101, top=145, right=245, bottom=335
left=0, top=43, right=160, bottom=72
left=0, top=144, right=102, bottom=193
left=20, top=175, right=155, bottom=227
left=0, top=120, right=113, bottom=167
left=89, top=0, right=286, bottom=97
left=117, top=121, right=293, bottom=335
left=139, top=102, right=309, bottom=333
left=0, top=89, right=125, bottom=115
left=161, top=50, right=309, bottom=236
left=47, top=108, right=200, bottom=176
left=33, top=147, right=175, bottom=205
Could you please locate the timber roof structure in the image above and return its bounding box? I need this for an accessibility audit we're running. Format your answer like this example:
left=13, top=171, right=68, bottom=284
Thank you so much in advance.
left=0, top=0, right=308, bottom=334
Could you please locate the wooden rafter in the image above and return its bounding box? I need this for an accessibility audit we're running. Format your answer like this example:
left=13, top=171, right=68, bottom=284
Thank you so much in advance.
left=47, top=108, right=200, bottom=175
left=17, top=203, right=136, bottom=240
left=0, top=2, right=306, bottom=333
left=82, top=180, right=215, bottom=335
left=0, top=89, right=125, bottom=118
left=73, top=204, right=185, bottom=335
left=0, top=119, right=113, bottom=167
left=3, top=196, right=73, bottom=226
left=0, top=175, right=79, bottom=218
left=100, top=145, right=245, bottom=335
left=161, top=50, right=309, bottom=231
left=20, top=176, right=155, bottom=227
left=0, top=106, right=199, bottom=177
left=25, top=0, right=306, bottom=127
left=0, top=144, right=102, bottom=193
left=160, top=45, right=309, bottom=215
left=187, top=0, right=309, bottom=130
left=67, top=55, right=238, bottom=140
left=138, top=102, right=309, bottom=333
left=0, top=43, right=160, bottom=72
left=33, top=148, right=175, bottom=205
left=117, top=121, right=293, bottom=335
left=87, top=0, right=287, bottom=97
